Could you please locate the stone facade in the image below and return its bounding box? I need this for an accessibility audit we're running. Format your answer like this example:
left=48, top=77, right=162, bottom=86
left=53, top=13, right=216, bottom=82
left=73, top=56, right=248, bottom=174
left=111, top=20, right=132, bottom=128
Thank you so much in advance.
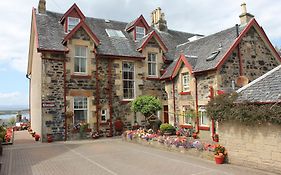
left=220, top=27, right=279, bottom=90
left=41, top=56, right=65, bottom=141
left=219, top=121, right=281, bottom=174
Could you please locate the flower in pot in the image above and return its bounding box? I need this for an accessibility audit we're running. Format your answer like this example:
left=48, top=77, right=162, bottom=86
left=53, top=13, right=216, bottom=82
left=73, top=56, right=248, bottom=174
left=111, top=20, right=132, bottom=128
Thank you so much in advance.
left=214, top=144, right=227, bottom=164
left=34, top=134, right=40, bottom=141
left=160, top=123, right=175, bottom=136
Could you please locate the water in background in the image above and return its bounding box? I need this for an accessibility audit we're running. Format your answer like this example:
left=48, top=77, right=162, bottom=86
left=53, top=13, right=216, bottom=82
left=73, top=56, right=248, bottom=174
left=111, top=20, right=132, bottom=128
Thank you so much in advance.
left=0, top=112, right=30, bottom=120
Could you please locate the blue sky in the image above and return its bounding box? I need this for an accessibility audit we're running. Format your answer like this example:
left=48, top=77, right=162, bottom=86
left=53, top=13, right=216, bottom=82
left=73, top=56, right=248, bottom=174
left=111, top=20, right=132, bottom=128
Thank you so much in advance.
left=0, top=0, right=280, bottom=109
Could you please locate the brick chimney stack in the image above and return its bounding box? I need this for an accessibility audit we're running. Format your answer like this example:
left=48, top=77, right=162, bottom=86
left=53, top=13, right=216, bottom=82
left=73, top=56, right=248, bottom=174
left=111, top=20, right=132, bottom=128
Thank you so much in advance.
left=239, top=2, right=254, bottom=25
left=151, top=7, right=167, bottom=32
left=38, top=0, right=46, bottom=14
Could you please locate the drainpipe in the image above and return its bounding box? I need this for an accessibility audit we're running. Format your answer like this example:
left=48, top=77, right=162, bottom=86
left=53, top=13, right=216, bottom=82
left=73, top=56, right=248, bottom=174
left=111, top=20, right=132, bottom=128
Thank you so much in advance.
left=63, top=61, right=67, bottom=141
left=26, top=74, right=31, bottom=122
left=108, top=59, right=113, bottom=136
left=172, top=79, right=176, bottom=126
left=209, top=85, right=215, bottom=138
left=95, top=55, right=100, bottom=132
left=195, top=76, right=199, bottom=134
left=236, top=24, right=243, bottom=76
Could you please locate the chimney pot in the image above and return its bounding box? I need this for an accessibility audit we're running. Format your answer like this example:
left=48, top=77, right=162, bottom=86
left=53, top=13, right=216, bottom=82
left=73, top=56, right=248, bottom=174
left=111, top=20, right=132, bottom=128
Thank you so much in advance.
left=38, top=0, right=46, bottom=14
left=151, top=7, right=168, bottom=32
left=239, top=3, right=254, bottom=25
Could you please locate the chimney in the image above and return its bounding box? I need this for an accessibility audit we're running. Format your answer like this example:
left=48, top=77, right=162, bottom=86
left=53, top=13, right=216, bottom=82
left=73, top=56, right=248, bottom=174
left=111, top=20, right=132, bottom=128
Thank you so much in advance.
left=239, top=3, right=254, bottom=25
left=38, top=0, right=46, bottom=14
left=151, top=7, right=167, bottom=32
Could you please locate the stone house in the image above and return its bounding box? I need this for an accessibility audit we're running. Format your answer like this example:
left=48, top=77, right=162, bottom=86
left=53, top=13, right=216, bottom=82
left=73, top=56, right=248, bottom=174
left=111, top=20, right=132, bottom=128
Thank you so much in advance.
left=160, top=3, right=281, bottom=140
left=218, top=65, right=281, bottom=173
left=27, top=0, right=281, bottom=141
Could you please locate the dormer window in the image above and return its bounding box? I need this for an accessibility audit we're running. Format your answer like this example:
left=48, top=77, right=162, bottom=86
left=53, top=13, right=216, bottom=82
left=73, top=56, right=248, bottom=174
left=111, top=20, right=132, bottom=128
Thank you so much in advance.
left=68, top=17, right=80, bottom=32
left=136, top=26, right=145, bottom=40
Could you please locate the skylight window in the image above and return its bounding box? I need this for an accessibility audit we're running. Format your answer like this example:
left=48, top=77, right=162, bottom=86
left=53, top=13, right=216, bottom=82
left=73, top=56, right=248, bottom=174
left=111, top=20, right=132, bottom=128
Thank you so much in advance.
left=105, top=29, right=126, bottom=38
left=206, top=51, right=220, bottom=61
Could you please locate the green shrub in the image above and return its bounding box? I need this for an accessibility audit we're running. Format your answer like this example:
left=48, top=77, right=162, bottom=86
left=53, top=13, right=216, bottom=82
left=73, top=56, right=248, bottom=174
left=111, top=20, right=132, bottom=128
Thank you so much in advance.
left=160, top=123, right=175, bottom=132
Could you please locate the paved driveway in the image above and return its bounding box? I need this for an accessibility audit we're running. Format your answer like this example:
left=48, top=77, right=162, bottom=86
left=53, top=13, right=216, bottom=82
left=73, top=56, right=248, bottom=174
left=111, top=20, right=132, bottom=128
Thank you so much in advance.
left=0, top=134, right=277, bottom=175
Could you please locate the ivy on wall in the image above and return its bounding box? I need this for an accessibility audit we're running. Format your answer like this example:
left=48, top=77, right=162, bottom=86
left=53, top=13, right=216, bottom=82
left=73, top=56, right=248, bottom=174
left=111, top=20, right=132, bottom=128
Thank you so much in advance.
left=206, top=93, right=281, bottom=125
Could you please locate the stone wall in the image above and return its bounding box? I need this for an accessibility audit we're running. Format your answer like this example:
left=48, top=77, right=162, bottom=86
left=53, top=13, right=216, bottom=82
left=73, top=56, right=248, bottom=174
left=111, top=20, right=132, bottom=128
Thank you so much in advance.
left=219, top=121, right=281, bottom=174
left=41, top=58, right=65, bottom=141
left=220, top=27, right=280, bottom=90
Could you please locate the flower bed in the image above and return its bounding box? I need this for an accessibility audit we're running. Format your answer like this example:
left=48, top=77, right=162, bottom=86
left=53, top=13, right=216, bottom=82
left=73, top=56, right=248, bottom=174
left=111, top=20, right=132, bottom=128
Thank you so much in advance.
left=1, top=127, right=14, bottom=145
left=123, top=129, right=221, bottom=161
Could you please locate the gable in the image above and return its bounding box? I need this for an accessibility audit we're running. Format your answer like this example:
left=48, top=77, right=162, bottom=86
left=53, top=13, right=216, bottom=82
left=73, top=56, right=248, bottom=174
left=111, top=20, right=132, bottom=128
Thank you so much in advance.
left=60, top=3, right=85, bottom=23
left=62, top=21, right=100, bottom=46
left=137, top=31, right=168, bottom=53
left=216, top=19, right=281, bottom=71
left=171, top=55, right=193, bottom=79
left=125, top=15, right=150, bottom=32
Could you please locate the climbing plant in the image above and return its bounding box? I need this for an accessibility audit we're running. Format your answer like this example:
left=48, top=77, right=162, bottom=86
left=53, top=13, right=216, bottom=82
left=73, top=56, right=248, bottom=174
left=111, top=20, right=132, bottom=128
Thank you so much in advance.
left=206, top=93, right=281, bottom=125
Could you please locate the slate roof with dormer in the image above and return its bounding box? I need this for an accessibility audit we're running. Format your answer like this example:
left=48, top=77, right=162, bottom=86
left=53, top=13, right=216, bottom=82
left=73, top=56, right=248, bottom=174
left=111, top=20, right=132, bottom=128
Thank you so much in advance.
left=160, top=25, right=247, bottom=79
left=236, top=65, right=281, bottom=103
left=35, top=10, right=198, bottom=59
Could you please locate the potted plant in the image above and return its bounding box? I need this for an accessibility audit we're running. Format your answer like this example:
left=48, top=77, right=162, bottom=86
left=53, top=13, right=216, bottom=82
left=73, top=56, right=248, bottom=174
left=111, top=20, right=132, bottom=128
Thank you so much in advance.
left=160, top=123, right=175, bottom=136
left=34, top=134, right=40, bottom=141
left=214, top=144, right=227, bottom=164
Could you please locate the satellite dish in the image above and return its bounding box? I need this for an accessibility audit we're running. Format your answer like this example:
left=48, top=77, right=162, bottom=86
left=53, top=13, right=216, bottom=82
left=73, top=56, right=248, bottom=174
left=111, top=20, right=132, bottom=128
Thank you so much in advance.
left=236, top=76, right=249, bottom=87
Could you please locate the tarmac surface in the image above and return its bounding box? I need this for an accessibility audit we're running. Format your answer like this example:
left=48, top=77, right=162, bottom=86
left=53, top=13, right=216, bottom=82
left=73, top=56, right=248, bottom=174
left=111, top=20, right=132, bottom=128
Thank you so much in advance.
left=0, top=131, right=277, bottom=175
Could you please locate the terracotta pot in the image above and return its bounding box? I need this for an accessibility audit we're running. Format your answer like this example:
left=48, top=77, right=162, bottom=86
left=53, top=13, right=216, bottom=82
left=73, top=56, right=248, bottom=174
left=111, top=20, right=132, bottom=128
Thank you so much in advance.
left=214, top=155, right=224, bottom=164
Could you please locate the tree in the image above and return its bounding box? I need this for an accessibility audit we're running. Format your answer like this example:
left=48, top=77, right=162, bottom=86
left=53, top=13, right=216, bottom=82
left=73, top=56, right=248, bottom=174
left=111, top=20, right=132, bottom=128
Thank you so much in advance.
left=131, top=95, right=162, bottom=120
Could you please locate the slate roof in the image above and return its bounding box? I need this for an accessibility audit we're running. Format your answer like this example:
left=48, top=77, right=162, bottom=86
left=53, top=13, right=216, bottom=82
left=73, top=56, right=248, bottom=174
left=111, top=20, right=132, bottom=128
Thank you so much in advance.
left=161, top=25, right=246, bottom=79
left=35, top=10, right=198, bottom=59
left=36, top=12, right=66, bottom=51
left=236, top=65, right=281, bottom=103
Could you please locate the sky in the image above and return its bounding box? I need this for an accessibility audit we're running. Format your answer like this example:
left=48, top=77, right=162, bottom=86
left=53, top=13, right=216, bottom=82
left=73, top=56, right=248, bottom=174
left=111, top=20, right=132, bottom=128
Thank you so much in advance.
left=0, top=0, right=280, bottom=109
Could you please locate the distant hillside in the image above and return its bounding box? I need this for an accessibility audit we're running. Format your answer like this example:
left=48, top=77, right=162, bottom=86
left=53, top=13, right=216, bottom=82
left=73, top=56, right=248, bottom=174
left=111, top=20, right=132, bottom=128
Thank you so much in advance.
left=0, top=105, right=28, bottom=111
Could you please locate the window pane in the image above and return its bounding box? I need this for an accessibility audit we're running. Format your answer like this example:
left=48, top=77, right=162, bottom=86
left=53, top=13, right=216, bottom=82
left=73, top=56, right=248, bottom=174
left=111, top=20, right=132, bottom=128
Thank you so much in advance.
left=80, top=58, right=86, bottom=72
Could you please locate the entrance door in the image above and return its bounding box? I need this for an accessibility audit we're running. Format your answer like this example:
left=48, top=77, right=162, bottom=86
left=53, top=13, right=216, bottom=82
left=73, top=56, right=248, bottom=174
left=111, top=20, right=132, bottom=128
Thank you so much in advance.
left=163, top=105, right=169, bottom=123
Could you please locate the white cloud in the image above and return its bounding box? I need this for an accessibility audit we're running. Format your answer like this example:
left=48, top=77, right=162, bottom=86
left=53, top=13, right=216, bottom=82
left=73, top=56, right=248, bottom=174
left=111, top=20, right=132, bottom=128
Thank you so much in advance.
left=0, top=92, right=28, bottom=106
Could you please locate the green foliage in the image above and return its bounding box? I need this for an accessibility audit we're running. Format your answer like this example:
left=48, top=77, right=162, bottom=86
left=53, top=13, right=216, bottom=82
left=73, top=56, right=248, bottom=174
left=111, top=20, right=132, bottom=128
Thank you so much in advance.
left=8, top=117, right=16, bottom=126
left=131, top=96, right=162, bottom=118
left=0, top=126, right=6, bottom=142
left=160, top=123, right=175, bottom=132
left=206, top=93, right=281, bottom=125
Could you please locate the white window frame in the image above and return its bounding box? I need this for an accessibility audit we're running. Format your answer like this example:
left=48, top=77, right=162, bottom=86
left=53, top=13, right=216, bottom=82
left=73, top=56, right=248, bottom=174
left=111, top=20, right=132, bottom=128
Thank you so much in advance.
left=101, top=109, right=108, bottom=123
left=182, top=72, right=190, bottom=92
left=74, top=46, right=87, bottom=74
left=122, top=62, right=135, bottom=100
left=199, top=107, right=209, bottom=126
left=73, top=96, right=88, bottom=125
left=183, top=106, right=192, bottom=125
left=68, top=17, right=80, bottom=32
left=148, top=53, right=157, bottom=77
left=136, top=26, right=145, bottom=40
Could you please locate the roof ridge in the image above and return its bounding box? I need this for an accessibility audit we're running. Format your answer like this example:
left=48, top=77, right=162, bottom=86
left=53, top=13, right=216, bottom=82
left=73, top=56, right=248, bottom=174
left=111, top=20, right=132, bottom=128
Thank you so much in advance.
left=237, top=65, right=281, bottom=93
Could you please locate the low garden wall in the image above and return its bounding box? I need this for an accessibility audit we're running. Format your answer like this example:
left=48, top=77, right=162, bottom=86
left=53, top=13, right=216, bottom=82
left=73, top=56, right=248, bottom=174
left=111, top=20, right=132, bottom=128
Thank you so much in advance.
left=122, top=130, right=220, bottom=162
left=219, top=121, right=281, bottom=174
